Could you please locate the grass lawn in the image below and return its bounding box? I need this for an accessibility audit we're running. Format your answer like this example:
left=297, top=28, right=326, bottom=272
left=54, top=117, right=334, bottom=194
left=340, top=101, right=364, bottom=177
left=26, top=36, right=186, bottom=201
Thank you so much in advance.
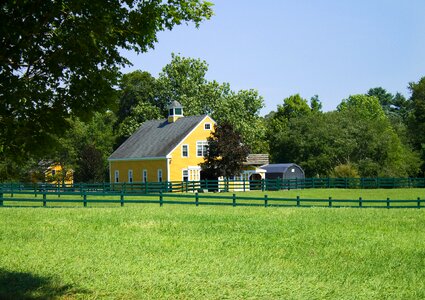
left=2, top=188, right=425, bottom=208
left=1, top=205, right=425, bottom=299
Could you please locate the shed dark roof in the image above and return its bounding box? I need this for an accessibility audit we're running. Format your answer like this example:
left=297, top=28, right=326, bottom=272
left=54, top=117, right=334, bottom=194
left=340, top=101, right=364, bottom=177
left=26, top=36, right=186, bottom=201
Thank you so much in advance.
left=109, top=115, right=207, bottom=160
left=260, top=163, right=303, bottom=173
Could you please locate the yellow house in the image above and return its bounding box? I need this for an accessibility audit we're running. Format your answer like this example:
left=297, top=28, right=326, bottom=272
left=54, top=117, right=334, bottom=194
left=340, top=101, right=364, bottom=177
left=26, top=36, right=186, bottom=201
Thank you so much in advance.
left=108, top=101, right=215, bottom=183
left=44, top=163, right=74, bottom=185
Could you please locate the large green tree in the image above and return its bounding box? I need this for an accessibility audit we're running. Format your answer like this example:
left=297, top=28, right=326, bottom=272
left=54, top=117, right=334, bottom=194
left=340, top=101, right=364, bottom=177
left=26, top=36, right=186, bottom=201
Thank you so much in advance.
left=0, top=0, right=213, bottom=160
left=116, top=54, right=267, bottom=153
left=408, top=76, right=425, bottom=174
left=200, top=122, right=250, bottom=179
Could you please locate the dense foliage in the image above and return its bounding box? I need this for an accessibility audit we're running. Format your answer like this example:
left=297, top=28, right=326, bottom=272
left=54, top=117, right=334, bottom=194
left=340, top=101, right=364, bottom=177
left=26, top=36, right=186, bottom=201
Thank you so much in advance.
left=1, top=37, right=424, bottom=181
left=200, top=122, right=250, bottom=179
left=266, top=89, right=423, bottom=177
left=115, top=54, right=267, bottom=153
left=0, top=0, right=213, bottom=160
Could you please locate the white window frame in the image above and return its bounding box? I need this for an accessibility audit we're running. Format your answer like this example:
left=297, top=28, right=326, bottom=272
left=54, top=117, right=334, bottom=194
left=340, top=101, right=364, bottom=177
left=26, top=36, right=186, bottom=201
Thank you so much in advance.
left=204, top=123, right=211, bottom=130
left=142, top=169, right=148, bottom=183
left=128, top=169, right=133, bottom=183
left=196, top=141, right=208, bottom=157
left=157, top=169, right=163, bottom=182
left=182, top=144, right=189, bottom=158
left=114, top=170, right=119, bottom=183
left=182, top=169, right=189, bottom=182
left=174, top=107, right=183, bottom=116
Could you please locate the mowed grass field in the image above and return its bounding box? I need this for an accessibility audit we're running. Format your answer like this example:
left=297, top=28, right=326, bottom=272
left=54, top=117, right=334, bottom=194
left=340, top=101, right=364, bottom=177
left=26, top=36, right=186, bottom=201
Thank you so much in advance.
left=1, top=189, right=425, bottom=299
left=2, top=188, right=425, bottom=208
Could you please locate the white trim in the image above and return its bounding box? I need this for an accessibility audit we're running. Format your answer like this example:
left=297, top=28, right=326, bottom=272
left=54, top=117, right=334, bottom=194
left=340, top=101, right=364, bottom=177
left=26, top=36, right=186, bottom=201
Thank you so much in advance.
left=142, top=169, right=148, bottom=183
left=187, top=166, right=202, bottom=170
left=196, top=140, right=208, bottom=157
left=181, top=144, right=189, bottom=158
left=166, top=158, right=171, bottom=181
left=108, top=156, right=167, bottom=162
left=182, top=169, right=189, bottom=181
left=166, top=115, right=216, bottom=156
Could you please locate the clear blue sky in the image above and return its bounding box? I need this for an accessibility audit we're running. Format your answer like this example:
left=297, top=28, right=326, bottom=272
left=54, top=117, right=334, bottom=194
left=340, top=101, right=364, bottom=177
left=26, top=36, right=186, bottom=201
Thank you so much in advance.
left=122, top=0, right=425, bottom=114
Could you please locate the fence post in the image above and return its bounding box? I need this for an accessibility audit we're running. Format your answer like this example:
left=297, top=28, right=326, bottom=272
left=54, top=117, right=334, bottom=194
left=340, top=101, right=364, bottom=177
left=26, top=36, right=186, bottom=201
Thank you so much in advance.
left=195, top=192, right=199, bottom=207
left=159, top=191, right=163, bottom=207
left=418, top=197, right=421, bottom=209
left=43, top=192, right=47, bottom=207
left=120, top=192, right=124, bottom=207
left=264, top=194, right=268, bottom=207
left=328, top=196, right=332, bottom=208
left=296, top=195, right=300, bottom=207
left=83, top=192, right=87, bottom=207
left=359, top=197, right=362, bottom=208
left=0, top=188, right=3, bottom=206
left=387, top=197, right=390, bottom=209
left=232, top=193, right=236, bottom=207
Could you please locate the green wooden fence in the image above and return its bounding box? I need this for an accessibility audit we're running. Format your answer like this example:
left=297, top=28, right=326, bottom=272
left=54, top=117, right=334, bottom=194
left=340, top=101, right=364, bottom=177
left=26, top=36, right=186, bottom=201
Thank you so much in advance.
left=0, top=189, right=423, bottom=209
left=1, top=177, right=424, bottom=194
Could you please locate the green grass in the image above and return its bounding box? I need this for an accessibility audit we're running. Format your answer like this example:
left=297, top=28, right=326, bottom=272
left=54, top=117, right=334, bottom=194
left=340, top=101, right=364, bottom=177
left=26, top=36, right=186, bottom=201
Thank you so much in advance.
left=2, top=188, right=425, bottom=208
left=1, top=205, right=425, bottom=299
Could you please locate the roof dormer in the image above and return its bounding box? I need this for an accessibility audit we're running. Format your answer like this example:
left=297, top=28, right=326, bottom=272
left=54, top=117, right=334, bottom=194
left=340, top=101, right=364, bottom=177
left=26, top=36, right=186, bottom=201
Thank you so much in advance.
left=167, top=100, right=183, bottom=123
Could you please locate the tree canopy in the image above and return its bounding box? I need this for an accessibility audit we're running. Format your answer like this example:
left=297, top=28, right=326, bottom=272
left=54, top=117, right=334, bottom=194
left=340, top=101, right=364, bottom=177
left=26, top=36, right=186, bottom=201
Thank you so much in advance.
left=0, top=0, right=213, bottom=160
left=115, top=54, right=267, bottom=153
left=200, top=122, right=250, bottom=179
left=267, top=94, right=420, bottom=177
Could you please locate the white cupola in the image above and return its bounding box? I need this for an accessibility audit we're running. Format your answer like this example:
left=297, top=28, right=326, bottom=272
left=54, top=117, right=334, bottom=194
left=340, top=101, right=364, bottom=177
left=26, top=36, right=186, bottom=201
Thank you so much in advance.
left=167, top=100, right=183, bottom=123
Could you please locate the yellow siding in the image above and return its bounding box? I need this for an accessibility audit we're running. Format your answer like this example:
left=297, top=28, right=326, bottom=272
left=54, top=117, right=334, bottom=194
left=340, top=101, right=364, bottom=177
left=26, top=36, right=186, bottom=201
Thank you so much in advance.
left=168, top=116, right=214, bottom=181
left=110, top=159, right=167, bottom=183
left=45, top=164, right=73, bottom=184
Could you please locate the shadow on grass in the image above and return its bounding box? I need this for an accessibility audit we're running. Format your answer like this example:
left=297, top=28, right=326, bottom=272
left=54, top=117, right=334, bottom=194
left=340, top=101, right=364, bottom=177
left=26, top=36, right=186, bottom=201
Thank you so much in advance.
left=0, top=269, right=89, bottom=299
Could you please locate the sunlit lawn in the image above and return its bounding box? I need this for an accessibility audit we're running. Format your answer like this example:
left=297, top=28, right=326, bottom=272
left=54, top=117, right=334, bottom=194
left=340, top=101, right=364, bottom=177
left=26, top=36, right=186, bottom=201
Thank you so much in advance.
left=0, top=204, right=425, bottom=299
left=2, top=188, right=424, bottom=208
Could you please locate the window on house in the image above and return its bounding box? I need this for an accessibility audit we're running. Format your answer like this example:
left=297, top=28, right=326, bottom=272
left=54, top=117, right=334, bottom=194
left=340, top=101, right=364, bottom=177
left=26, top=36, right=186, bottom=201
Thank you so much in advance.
left=196, top=141, right=208, bottom=157
left=169, top=108, right=174, bottom=116
left=182, top=144, right=189, bottom=157
left=143, top=169, right=148, bottom=183
left=175, top=107, right=182, bottom=115
left=158, top=169, right=163, bottom=182
left=182, top=169, right=189, bottom=182
left=114, top=170, right=119, bottom=183
left=204, top=123, right=211, bottom=130
left=128, top=170, right=133, bottom=183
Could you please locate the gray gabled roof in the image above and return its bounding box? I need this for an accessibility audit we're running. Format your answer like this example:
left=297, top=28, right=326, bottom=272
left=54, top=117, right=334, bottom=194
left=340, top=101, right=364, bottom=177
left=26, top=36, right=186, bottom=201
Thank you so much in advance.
left=109, top=115, right=208, bottom=160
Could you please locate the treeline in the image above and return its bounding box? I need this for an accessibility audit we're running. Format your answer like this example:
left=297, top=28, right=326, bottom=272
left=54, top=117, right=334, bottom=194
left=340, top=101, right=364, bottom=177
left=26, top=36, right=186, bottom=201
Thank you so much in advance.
left=1, top=54, right=424, bottom=182
left=266, top=91, right=423, bottom=177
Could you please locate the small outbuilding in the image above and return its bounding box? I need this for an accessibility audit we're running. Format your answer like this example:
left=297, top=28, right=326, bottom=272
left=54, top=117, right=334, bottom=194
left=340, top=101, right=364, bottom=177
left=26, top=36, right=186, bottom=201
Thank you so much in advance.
left=260, top=163, right=305, bottom=180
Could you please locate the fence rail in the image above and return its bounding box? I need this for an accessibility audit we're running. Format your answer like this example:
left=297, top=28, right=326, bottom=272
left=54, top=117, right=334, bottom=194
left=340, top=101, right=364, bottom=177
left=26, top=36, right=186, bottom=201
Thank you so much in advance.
left=1, top=177, right=424, bottom=194
left=0, top=190, right=423, bottom=209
